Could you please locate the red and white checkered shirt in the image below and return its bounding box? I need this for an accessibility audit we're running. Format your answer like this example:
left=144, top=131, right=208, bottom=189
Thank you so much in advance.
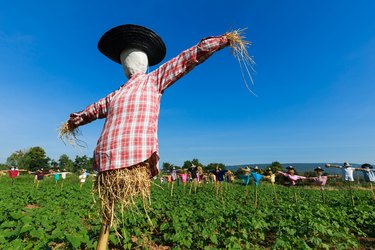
left=71, top=35, right=229, bottom=176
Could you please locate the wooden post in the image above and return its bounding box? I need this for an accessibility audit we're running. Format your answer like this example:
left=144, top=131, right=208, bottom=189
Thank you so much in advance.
left=97, top=224, right=110, bottom=250
left=320, top=188, right=325, bottom=204
left=348, top=181, right=355, bottom=207
left=253, top=185, right=258, bottom=208
left=245, top=185, right=249, bottom=204
left=170, top=182, right=174, bottom=197
left=220, top=182, right=224, bottom=203
left=370, top=182, right=375, bottom=200
left=216, top=182, right=219, bottom=200
left=272, top=183, right=278, bottom=202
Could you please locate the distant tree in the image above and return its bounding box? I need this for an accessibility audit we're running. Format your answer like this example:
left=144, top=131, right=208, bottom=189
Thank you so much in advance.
left=50, top=159, right=59, bottom=168
left=303, top=171, right=316, bottom=177
left=23, top=146, right=49, bottom=171
left=162, top=162, right=175, bottom=171
left=182, top=160, right=192, bottom=169
left=267, top=161, right=283, bottom=173
left=205, top=163, right=226, bottom=172
left=73, top=155, right=93, bottom=173
left=0, top=163, right=9, bottom=170
left=6, top=150, right=26, bottom=168
left=58, top=154, right=74, bottom=172
left=191, top=158, right=202, bottom=167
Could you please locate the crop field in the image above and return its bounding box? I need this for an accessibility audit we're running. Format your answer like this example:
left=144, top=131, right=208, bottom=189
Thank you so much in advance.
left=0, top=175, right=374, bottom=249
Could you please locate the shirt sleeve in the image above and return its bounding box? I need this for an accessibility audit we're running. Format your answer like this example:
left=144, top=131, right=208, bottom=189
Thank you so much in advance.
left=69, top=88, right=120, bottom=127
left=151, top=35, right=229, bottom=93
left=277, top=171, right=287, bottom=177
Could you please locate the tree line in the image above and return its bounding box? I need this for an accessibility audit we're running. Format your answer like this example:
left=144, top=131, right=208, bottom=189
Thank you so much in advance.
left=1, top=146, right=285, bottom=175
left=162, top=159, right=284, bottom=173
left=0, top=146, right=92, bottom=173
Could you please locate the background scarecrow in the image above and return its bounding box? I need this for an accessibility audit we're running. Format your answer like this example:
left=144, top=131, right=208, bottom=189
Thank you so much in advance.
left=59, top=24, right=252, bottom=249
left=308, top=166, right=339, bottom=204
left=326, top=162, right=361, bottom=206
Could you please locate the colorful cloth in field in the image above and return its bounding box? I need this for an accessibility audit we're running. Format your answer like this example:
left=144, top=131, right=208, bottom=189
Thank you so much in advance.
left=54, top=173, right=60, bottom=181
left=337, top=167, right=356, bottom=182
left=265, top=173, right=276, bottom=183
left=210, top=170, right=228, bottom=182
left=312, top=175, right=328, bottom=186
left=79, top=174, right=87, bottom=183
left=311, top=176, right=328, bottom=190
left=277, top=171, right=306, bottom=186
left=166, top=175, right=172, bottom=183
left=362, top=169, right=375, bottom=182
left=171, top=170, right=177, bottom=181
left=36, top=172, right=44, bottom=180
left=8, top=170, right=18, bottom=179
left=70, top=36, right=228, bottom=176
left=251, top=172, right=264, bottom=186
left=188, top=167, right=198, bottom=179
left=179, top=174, right=188, bottom=183
left=241, top=174, right=251, bottom=185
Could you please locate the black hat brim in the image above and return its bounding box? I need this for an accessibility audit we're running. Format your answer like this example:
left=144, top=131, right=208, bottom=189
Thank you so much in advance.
left=98, top=24, right=166, bottom=66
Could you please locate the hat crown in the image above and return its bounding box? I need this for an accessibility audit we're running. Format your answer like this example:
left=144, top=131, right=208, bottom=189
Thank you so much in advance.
left=98, top=24, right=166, bottom=66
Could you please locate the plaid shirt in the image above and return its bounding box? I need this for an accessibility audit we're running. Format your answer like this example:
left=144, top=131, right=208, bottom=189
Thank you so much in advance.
left=71, top=35, right=228, bottom=176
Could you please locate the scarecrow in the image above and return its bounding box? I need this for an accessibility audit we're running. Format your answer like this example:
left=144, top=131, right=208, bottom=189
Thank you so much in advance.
left=277, top=166, right=306, bottom=202
left=250, top=166, right=264, bottom=208
left=277, top=166, right=306, bottom=186
left=169, top=167, right=178, bottom=196
left=210, top=166, right=229, bottom=201
left=239, top=166, right=262, bottom=206
left=188, top=164, right=199, bottom=194
left=308, top=166, right=339, bottom=204
left=79, top=169, right=88, bottom=189
left=59, top=24, right=252, bottom=249
left=326, top=162, right=360, bottom=182
left=358, top=163, right=375, bottom=200
left=8, top=167, right=19, bottom=185
left=326, top=162, right=361, bottom=206
left=53, top=169, right=60, bottom=184
left=263, top=167, right=278, bottom=201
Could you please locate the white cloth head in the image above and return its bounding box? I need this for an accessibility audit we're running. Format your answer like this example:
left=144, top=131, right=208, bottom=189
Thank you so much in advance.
left=120, top=48, right=148, bottom=79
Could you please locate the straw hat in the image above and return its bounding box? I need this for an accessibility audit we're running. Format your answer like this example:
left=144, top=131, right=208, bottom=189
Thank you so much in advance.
left=242, top=166, right=251, bottom=173
left=98, top=24, right=166, bottom=66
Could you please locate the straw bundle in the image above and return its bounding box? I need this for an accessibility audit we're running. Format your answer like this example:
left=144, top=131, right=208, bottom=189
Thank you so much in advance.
left=226, top=28, right=255, bottom=95
left=94, top=164, right=151, bottom=230
left=58, top=121, right=85, bottom=148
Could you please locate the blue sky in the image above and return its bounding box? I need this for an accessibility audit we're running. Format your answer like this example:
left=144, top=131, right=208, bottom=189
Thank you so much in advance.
left=0, top=0, right=374, bottom=166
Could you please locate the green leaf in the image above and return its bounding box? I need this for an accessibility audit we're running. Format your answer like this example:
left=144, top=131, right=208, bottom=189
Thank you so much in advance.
left=66, top=234, right=84, bottom=249
left=210, top=234, right=218, bottom=244
left=160, top=222, right=169, bottom=231
left=10, top=239, right=25, bottom=250
left=1, top=220, right=16, bottom=228
left=9, top=211, right=23, bottom=220
left=19, top=224, right=33, bottom=234
left=29, top=228, right=44, bottom=240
